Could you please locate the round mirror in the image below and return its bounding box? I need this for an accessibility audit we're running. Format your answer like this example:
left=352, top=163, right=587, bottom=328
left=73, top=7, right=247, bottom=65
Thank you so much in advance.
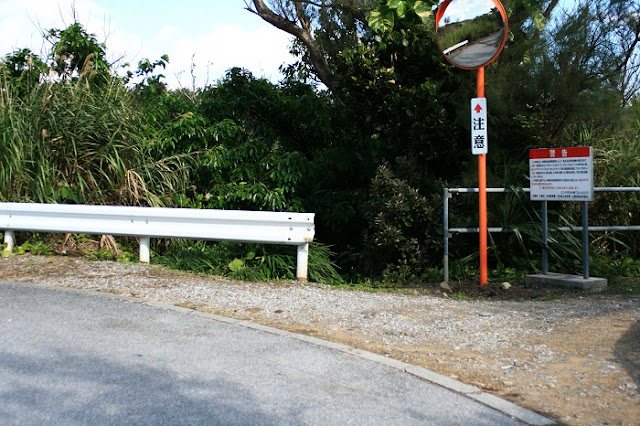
left=435, top=0, right=508, bottom=69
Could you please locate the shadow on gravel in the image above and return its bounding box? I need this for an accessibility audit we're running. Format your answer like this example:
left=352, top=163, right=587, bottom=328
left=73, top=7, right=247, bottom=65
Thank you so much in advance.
left=614, top=320, right=640, bottom=388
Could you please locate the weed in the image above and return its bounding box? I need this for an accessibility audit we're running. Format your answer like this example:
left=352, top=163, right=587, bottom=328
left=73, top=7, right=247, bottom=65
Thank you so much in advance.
left=156, top=240, right=342, bottom=284
left=16, top=241, right=53, bottom=256
left=450, top=292, right=472, bottom=301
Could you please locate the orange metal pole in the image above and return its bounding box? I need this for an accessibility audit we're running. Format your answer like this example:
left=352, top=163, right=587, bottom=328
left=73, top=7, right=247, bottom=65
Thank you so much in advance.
left=477, top=67, right=488, bottom=285
left=477, top=66, right=485, bottom=97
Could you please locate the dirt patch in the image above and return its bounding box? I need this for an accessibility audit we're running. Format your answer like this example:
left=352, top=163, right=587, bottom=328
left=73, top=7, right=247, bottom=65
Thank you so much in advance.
left=2, top=254, right=639, bottom=425
left=440, top=279, right=550, bottom=300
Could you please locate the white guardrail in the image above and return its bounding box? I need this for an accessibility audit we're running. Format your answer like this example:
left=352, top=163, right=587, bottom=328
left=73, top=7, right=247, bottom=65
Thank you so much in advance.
left=0, top=203, right=315, bottom=280
left=443, top=40, right=469, bottom=55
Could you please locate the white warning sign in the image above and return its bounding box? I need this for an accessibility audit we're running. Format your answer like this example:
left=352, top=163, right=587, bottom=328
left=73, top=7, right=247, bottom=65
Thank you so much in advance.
left=529, top=147, right=594, bottom=201
left=471, top=98, right=487, bottom=155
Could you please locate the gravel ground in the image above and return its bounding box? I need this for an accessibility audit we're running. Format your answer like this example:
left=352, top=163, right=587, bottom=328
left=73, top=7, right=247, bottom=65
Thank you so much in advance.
left=1, top=254, right=639, bottom=425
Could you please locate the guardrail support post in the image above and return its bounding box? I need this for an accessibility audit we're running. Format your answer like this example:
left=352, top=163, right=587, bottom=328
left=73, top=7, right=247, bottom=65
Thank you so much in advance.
left=140, top=237, right=151, bottom=263
left=542, top=201, right=548, bottom=274
left=443, top=188, right=450, bottom=282
left=582, top=202, right=589, bottom=279
left=3, top=230, right=15, bottom=254
left=296, top=243, right=309, bottom=281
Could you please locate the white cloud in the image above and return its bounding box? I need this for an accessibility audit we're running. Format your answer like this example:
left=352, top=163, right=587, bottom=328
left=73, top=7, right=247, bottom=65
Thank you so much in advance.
left=0, top=0, right=296, bottom=89
left=164, top=24, right=295, bottom=88
left=0, top=0, right=104, bottom=54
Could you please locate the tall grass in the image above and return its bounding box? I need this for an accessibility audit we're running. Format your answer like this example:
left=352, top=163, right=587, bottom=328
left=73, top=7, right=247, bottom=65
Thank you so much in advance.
left=0, top=72, right=193, bottom=205
left=157, top=241, right=343, bottom=285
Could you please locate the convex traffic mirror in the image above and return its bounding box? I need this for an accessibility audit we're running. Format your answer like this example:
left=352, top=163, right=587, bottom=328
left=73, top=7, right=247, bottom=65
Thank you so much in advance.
left=435, top=0, right=508, bottom=69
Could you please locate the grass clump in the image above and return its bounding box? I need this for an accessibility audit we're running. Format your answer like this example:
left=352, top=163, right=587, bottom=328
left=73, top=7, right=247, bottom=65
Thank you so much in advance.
left=156, top=241, right=343, bottom=285
left=0, top=73, right=193, bottom=206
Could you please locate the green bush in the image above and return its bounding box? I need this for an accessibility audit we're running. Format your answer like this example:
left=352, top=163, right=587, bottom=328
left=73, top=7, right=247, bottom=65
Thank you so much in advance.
left=156, top=241, right=342, bottom=285
left=362, top=159, right=440, bottom=284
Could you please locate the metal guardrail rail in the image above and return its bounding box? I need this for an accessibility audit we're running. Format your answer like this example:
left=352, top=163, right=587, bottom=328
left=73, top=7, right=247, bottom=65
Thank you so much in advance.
left=1, top=203, right=315, bottom=280
left=443, top=187, right=640, bottom=282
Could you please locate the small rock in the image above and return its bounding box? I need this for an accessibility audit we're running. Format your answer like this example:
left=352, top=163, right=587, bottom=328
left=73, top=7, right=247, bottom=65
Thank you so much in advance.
left=360, top=310, right=374, bottom=318
left=478, top=312, right=492, bottom=317
left=441, top=292, right=449, bottom=298
left=501, top=282, right=511, bottom=290
left=439, top=282, right=453, bottom=293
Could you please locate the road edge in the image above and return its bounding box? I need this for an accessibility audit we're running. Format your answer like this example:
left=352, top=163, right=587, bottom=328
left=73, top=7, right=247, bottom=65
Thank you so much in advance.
left=5, top=281, right=556, bottom=425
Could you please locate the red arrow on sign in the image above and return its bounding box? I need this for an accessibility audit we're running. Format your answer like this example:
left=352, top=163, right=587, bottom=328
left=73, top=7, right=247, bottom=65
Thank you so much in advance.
left=474, top=103, right=483, bottom=113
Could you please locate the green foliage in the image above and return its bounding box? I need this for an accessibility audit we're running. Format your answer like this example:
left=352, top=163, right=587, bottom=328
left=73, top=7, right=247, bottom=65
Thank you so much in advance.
left=336, top=2, right=467, bottom=179
left=591, top=255, right=640, bottom=278
left=368, top=0, right=435, bottom=33
left=192, top=139, right=307, bottom=212
left=46, top=22, right=110, bottom=81
left=157, top=241, right=341, bottom=285
left=308, top=243, right=344, bottom=285
left=227, top=247, right=295, bottom=282
left=0, top=72, right=193, bottom=205
left=15, top=240, right=54, bottom=256
left=0, top=11, right=638, bottom=287
left=588, top=129, right=640, bottom=255
left=1, top=232, right=9, bottom=257
left=129, top=55, right=170, bottom=96
left=1, top=49, right=48, bottom=98
left=88, top=247, right=121, bottom=262
left=485, top=186, right=542, bottom=271
left=363, top=160, right=440, bottom=283
left=87, top=241, right=137, bottom=262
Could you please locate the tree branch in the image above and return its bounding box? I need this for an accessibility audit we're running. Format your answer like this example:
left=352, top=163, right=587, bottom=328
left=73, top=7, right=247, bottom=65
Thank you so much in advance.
left=246, top=0, right=339, bottom=94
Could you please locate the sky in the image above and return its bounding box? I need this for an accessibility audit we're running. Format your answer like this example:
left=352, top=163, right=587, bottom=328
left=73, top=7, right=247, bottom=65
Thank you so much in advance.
left=0, top=0, right=296, bottom=88
left=440, top=0, right=496, bottom=24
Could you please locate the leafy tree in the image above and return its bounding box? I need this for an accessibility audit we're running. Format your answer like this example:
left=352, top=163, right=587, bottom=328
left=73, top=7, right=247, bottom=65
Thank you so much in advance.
left=362, top=159, right=440, bottom=280
left=485, top=0, right=640, bottom=161
left=591, top=0, right=640, bottom=106
left=46, top=22, right=110, bottom=81
left=128, top=55, right=170, bottom=98
left=246, top=0, right=640, bottom=279
left=1, top=49, right=48, bottom=97
left=245, top=0, right=377, bottom=95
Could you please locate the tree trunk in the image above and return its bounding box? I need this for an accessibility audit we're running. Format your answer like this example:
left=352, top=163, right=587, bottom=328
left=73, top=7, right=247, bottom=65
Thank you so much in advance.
left=247, top=0, right=340, bottom=95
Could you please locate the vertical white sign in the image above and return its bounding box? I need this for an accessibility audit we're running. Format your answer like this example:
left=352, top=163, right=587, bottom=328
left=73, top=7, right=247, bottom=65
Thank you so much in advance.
left=471, top=98, right=488, bottom=155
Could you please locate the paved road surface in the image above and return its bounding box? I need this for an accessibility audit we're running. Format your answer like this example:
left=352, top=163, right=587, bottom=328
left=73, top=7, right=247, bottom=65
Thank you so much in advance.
left=448, top=29, right=505, bottom=67
left=0, top=281, right=551, bottom=425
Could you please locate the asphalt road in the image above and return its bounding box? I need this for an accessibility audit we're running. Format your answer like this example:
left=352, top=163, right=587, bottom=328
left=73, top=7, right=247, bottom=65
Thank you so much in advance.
left=0, top=281, right=549, bottom=425
left=448, top=29, right=505, bottom=68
